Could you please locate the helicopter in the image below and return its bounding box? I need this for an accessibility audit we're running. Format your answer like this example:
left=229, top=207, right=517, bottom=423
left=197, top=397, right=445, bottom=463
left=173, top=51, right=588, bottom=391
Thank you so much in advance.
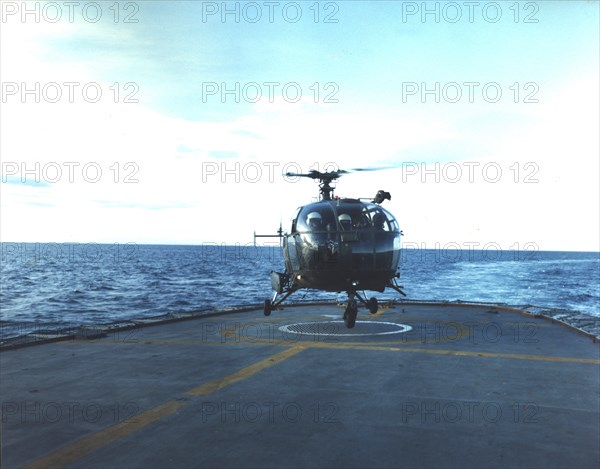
left=257, top=168, right=406, bottom=328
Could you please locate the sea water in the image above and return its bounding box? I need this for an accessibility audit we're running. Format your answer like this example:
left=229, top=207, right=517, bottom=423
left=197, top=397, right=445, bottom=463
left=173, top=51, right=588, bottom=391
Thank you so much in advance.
left=1, top=243, right=598, bottom=339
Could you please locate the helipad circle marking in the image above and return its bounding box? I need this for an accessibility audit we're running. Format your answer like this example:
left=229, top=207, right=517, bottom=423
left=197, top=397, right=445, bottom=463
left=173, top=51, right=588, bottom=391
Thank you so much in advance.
left=278, top=321, right=412, bottom=337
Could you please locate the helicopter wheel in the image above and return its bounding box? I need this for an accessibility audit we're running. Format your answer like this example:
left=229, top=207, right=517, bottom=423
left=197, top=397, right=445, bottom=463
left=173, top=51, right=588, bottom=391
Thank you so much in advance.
left=263, top=299, right=272, bottom=316
left=367, top=297, right=378, bottom=314
left=344, top=299, right=357, bottom=329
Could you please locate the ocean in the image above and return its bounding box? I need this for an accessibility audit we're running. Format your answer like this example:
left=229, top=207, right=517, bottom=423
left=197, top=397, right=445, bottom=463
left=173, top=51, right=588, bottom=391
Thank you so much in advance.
left=1, top=243, right=599, bottom=341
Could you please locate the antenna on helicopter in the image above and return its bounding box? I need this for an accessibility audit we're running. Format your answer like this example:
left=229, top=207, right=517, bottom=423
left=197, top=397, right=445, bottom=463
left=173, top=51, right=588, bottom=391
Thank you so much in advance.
left=253, top=221, right=283, bottom=246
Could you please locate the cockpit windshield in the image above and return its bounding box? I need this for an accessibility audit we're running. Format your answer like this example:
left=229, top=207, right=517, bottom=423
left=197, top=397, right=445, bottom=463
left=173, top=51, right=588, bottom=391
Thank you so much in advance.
left=296, top=203, right=336, bottom=233
left=289, top=200, right=401, bottom=273
left=294, top=201, right=399, bottom=233
left=335, top=202, right=369, bottom=230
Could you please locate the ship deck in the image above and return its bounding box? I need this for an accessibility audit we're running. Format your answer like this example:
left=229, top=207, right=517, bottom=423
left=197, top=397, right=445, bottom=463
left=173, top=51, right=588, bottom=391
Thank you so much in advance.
left=1, top=302, right=599, bottom=468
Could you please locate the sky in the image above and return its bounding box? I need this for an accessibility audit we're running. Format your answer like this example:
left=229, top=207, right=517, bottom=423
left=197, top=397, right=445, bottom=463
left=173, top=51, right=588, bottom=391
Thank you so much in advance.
left=1, top=0, right=599, bottom=251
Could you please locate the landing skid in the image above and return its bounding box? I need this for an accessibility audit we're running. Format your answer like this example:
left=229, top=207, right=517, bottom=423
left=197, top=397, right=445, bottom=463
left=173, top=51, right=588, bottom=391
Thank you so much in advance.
left=263, top=287, right=298, bottom=317
left=386, top=278, right=407, bottom=297
left=264, top=271, right=407, bottom=329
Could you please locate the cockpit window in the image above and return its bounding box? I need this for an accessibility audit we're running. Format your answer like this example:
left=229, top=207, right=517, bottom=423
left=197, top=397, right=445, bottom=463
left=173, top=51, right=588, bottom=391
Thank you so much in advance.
left=336, top=205, right=371, bottom=230
left=296, top=204, right=336, bottom=233
left=290, top=207, right=302, bottom=233
left=371, top=210, right=389, bottom=231
left=362, top=203, right=399, bottom=232
left=295, top=202, right=399, bottom=233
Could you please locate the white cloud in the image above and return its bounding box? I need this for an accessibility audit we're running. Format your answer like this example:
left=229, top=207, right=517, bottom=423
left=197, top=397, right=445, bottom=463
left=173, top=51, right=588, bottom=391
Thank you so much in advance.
left=1, top=9, right=598, bottom=250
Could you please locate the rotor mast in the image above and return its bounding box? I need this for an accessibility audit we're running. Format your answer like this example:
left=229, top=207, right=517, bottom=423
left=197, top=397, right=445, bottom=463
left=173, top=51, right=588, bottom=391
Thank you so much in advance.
left=285, top=167, right=393, bottom=203
left=285, top=170, right=347, bottom=201
left=318, top=173, right=339, bottom=200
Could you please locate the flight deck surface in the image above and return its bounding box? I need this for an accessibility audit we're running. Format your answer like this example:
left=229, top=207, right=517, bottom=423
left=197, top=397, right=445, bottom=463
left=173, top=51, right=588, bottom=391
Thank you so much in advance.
left=1, top=302, right=599, bottom=468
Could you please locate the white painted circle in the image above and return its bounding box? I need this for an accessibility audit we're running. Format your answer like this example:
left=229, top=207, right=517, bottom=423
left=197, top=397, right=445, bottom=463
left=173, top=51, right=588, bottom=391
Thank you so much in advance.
left=278, top=321, right=412, bottom=337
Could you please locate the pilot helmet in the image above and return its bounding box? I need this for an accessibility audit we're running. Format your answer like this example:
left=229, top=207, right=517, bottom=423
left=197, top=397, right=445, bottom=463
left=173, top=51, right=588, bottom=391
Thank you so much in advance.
left=338, top=213, right=352, bottom=227
left=306, top=211, right=322, bottom=227
left=372, top=212, right=386, bottom=227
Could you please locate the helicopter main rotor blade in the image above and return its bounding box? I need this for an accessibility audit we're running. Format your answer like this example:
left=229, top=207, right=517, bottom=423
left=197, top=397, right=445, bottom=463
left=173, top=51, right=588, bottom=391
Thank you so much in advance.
left=284, top=171, right=318, bottom=178
left=284, top=165, right=398, bottom=182
left=346, top=165, right=398, bottom=173
left=285, top=169, right=349, bottom=180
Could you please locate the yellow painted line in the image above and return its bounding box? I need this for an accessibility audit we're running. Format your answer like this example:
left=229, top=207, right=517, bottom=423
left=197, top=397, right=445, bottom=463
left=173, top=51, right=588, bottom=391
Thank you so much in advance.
left=298, top=341, right=600, bottom=364
left=24, top=346, right=304, bottom=469
left=186, top=345, right=305, bottom=396
left=24, top=400, right=185, bottom=469
left=79, top=337, right=599, bottom=364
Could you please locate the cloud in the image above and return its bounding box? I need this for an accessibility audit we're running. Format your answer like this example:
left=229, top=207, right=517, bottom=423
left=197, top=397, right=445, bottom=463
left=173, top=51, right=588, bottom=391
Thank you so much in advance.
left=1, top=4, right=598, bottom=249
left=208, top=151, right=239, bottom=159
left=1, top=176, right=52, bottom=188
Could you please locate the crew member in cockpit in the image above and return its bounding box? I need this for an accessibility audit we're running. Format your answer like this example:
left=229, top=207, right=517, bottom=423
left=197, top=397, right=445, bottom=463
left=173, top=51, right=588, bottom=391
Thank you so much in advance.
left=306, top=211, right=323, bottom=230
left=372, top=212, right=386, bottom=230
left=303, top=211, right=331, bottom=264
left=338, top=213, right=353, bottom=230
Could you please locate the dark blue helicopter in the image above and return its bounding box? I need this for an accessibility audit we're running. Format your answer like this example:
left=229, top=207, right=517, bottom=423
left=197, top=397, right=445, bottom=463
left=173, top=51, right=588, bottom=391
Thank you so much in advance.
left=260, top=169, right=406, bottom=328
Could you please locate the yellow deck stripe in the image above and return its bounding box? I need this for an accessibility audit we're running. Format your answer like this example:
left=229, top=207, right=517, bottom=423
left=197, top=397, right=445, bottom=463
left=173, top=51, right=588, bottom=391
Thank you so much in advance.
left=85, top=338, right=599, bottom=364
left=24, top=400, right=185, bottom=469
left=299, top=341, right=600, bottom=363
left=24, top=346, right=304, bottom=469
left=186, top=346, right=304, bottom=396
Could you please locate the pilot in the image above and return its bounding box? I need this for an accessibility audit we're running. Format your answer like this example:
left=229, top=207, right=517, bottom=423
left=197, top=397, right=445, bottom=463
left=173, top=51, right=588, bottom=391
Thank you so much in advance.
left=306, top=212, right=323, bottom=230
left=338, top=213, right=353, bottom=230
left=373, top=212, right=386, bottom=230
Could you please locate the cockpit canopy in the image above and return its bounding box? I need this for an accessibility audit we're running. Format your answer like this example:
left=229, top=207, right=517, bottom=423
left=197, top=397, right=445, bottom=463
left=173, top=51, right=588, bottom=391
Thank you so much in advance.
left=293, top=199, right=400, bottom=234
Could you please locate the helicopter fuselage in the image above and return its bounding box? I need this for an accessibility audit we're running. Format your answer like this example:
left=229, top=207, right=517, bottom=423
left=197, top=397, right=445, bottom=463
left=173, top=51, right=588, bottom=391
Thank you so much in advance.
left=282, top=198, right=401, bottom=292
